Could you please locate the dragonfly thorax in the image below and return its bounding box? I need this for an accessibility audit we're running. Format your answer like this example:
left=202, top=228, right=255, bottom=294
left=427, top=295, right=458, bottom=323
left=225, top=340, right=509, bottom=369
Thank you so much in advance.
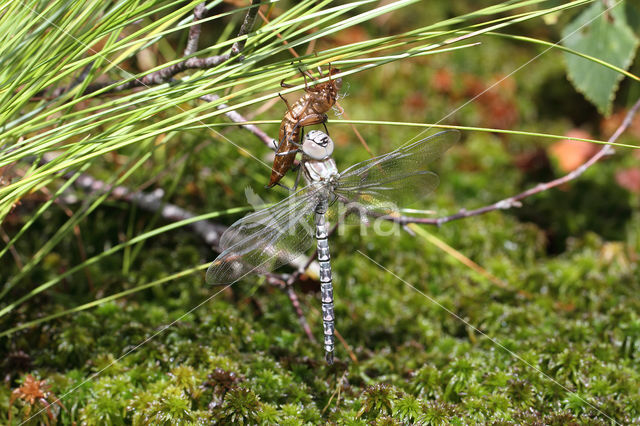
left=302, top=156, right=339, bottom=184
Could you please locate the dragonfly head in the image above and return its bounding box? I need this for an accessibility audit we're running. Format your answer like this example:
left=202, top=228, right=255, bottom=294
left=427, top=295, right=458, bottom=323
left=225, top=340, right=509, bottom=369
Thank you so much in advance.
left=302, top=130, right=334, bottom=160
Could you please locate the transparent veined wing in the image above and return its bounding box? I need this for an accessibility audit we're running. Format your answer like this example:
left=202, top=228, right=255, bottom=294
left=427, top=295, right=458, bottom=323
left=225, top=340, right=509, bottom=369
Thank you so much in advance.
left=334, top=130, right=458, bottom=215
left=205, top=184, right=322, bottom=285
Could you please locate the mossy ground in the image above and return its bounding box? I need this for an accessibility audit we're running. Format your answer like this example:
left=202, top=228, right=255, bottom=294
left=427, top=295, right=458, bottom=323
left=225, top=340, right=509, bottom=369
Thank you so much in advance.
left=2, top=2, right=640, bottom=424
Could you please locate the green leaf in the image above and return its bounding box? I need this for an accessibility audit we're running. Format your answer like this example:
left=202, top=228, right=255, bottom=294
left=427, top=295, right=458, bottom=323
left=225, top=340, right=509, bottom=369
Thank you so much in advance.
left=561, top=1, right=639, bottom=116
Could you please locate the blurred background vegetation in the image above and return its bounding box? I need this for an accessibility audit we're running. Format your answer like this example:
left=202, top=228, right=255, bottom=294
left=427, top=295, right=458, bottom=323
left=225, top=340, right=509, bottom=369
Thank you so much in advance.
left=1, top=0, right=639, bottom=423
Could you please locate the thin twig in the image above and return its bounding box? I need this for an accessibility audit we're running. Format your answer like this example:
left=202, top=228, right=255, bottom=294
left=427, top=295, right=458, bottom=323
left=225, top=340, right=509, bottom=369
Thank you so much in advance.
left=78, top=175, right=226, bottom=248
left=333, top=328, right=358, bottom=363
left=266, top=275, right=316, bottom=343
left=184, top=1, right=273, bottom=148
left=200, top=94, right=274, bottom=148
left=0, top=227, right=23, bottom=270
left=184, top=3, right=207, bottom=57
left=83, top=1, right=261, bottom=95
left=51, top=61, right=95, bottom=98
left=82, top=1, right=274, bottom=148
left=83, top=54, right=232, bottom=94
left=42, top=153, right=227, bottom=248
left=187, top=1, right=282, bottom=150
left=393, top=98, right=640, bottom=227
left=230, top=0, right=261, bottom=56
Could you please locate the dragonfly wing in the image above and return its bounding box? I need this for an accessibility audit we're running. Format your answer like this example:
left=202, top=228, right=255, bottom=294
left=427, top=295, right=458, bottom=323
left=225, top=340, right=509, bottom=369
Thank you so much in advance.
left=206, top=185, right=320, bottom=285
left=334, top=130, right=458, bottom=214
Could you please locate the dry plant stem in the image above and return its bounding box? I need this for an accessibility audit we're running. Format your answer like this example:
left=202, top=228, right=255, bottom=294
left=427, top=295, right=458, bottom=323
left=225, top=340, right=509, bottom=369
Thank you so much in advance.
left=184, top=3, right=207, bottom=56
left=200, top=93, right=274, bottom=148
left=84, top=54, right=232, bottom=94
left=266, top=275, right=316, bottom=343
left=0, top=228, right=23, bottom=269
left=230, top=0, right=261, bottom=56
left=42, top=153, right=228, bottom=249
left=322, top=371, right=348, bottom=415
left=76, top=176, right=227, bottom=248
left=334, top=328, right=358, bottom=363
left=188, top=1, right=273, bottom=148
left=340, top=110, right=373, bottom=156
left=395, top=97, right=640, bottom=227
left=51, top=61, right=95, bottom=98
left=84, top=0, right=261, bottom=95
left=285, top=283, right=316, bottom=343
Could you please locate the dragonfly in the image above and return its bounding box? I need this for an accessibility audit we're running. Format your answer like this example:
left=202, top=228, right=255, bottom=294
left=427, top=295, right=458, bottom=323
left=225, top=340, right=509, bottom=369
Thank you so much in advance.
left=206, top=129, right=459, bottom=364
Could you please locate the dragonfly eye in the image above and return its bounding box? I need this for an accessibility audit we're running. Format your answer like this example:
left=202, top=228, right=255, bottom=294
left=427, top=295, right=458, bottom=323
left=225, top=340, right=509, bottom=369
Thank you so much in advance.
left=302, top=130, right=334, bottom=160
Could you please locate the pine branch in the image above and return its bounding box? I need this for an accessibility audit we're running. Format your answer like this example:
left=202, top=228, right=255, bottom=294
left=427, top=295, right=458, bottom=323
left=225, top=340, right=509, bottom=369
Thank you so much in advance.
left=83, top=0, right=261, bottom=95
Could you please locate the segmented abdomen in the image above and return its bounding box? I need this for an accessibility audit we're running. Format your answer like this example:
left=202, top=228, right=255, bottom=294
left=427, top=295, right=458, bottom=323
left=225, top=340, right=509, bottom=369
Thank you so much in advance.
left=314, top=203, right=335, bottom=365
left=267, top=117, right=301, bottom=187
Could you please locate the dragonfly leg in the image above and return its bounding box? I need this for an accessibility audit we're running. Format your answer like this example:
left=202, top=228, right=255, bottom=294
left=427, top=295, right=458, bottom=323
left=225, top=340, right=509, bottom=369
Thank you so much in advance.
left=280, top=78, right=296, bottom=88
left=275, top=148, right=300, bottom=157
left=296, top=112, right=327, bottom=128
left=278, top=93, right=293, bottom=113
left=301, top=68, right=309, bottom=89
left=280, top=65, right=303, bottom=88
left=328, top=62, right=336, bottom=82
left=283, top=120, right=304, bottom=150
left=281, top=66, right=316, bottom=89
left=322, top=120, right=329, bottom=135
left=280, top=114, right=328, bottom=156
left=290, top=163, right=302, bottom=191
left=269, top=180, right=296, bottom=191
left=272, top=151, right=302, bottom=192
left=273, top=130, right=291, bottom=154
left=285, top=113, right=327, bottom=150
left=302, top=67, right=316, bottom=80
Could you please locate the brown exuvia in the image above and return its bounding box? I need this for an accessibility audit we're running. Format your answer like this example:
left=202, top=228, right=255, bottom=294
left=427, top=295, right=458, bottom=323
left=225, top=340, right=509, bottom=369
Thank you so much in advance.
left=267, top=66, right=343, bottom=188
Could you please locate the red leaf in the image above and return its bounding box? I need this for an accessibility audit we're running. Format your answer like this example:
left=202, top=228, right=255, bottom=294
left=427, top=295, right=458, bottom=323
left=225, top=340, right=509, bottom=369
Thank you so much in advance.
left=431, top=69, right=453, bottom=93
left=548, top=129, right=599, bottom=172
left=616, top=168, right=640, bottom=193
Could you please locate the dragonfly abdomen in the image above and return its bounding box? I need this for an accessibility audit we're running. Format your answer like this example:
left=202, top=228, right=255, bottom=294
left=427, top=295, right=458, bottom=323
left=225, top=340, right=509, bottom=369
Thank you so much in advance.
left=315, top=204, right=335, bottom=365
